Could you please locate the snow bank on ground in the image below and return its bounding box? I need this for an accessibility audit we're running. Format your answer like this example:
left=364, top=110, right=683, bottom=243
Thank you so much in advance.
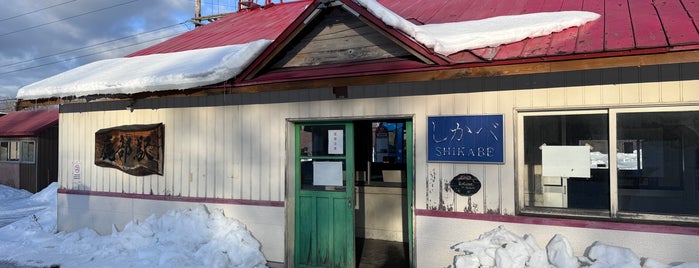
left=356, top=0, right=600, bottom=55
left=451, top=226, right=699, bottom=268
left=0, top=183, right=54, bottom=229
left=0, top=183, right=268, bottom=268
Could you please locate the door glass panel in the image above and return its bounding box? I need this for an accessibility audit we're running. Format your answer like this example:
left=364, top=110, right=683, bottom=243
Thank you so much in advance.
left=300, top=159, right=347, bottom=191
left=522, top=114, right=610, bottom=210
left=300, top=125, right=346, bottom=157
left=617, top=111, right=699, bottom=216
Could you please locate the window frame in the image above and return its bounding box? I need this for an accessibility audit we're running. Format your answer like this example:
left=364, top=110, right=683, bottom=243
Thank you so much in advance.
left=517, top=106, right=699, bottom=225
left=0, top=139, right=36, bottom=164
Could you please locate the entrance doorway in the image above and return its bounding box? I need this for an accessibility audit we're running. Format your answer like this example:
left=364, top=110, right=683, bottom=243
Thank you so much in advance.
left=293, top=119, right=413, bottom=267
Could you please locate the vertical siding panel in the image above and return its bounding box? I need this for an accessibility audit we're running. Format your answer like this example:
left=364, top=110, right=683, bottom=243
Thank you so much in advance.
left=583, top=70, right=602, bottom=105
left=206, top=107, right=216, bottom=198
left=184, top=108, right=194, bottom=197
left=440, top=94, right=456, bottom=211
left=681, top=64, right=699, bottom=101
left=233, top=105, right=243, bottom=200
left=548, top=88, right=565, bottom=107
left=514, top=90, right=532, bottom=108
left=163, top=108, right=174, bottom=196
left=258, top=105, right=271, bottom=201
left=413, top=95, right=428, bottom=210
left=620, top=68, right=641, bottom=104
left=640, top=66, right=661, bottom=103
left=425, top=93, right=441, bottom=210
left=682, top=79, right=699, bottom=101
left=601, top=69, right=621, bottom=104
left=249, top=105, right=261, bottom=200
left=214, top=107, right=225, bottom=199
left=171, top=108, right=180, bottom=196
left=531, top=89, right=548, bottom=107
left=483, top=91, right=501, bottom=213
left=499, top=90, right=516, bottom=214
left=198, top=106, right=208, bottom=198
left=60, top=113, right=71, bottom=189
left=241, top=105, right=253, bottom=200
left=660, top=65, right=681, bottom=102
left=452, top=93, right=469, bottom=213
left=154, top=110, right=165, bottom=195
left=223, top=105, right=234, bottom=199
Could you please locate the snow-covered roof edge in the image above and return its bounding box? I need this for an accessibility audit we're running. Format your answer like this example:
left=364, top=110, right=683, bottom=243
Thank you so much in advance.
left=16, top=39, right=272, bottom=100
left=354, top=0, right=600, bottom=55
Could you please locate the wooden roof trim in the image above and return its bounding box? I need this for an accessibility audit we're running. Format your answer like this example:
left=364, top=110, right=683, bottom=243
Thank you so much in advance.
left=236, top=1, right=319, bottom=82
left=18, top=49, right=699, bottom=110
left=237, top=0, right=454, bottom=82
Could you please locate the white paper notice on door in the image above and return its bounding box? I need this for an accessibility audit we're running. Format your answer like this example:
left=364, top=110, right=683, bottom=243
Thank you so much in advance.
left=313, top=161, right=344, bottom=186
left=541, top=145, right=591, bottom=178
left=328, top=129, right=344, bottom=154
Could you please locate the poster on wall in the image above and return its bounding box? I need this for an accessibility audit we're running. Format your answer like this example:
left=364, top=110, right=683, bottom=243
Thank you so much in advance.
left=428, top=115, right=504, bottom=163
left=95, top=123, right=164, bottom=176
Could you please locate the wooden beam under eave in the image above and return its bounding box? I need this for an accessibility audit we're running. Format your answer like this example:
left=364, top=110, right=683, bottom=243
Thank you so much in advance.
left=16, top=49, right=699, bottom=110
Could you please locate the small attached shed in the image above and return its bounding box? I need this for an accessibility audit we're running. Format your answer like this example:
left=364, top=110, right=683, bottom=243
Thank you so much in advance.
left=14, top=0, right=699, bottom=267
left=0, top=109, right=58, bottom=193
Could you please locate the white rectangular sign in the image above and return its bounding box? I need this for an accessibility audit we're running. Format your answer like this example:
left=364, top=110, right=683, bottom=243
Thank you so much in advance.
left=313, top=161, right=343, bottom=186
left=542, top=145, right=591, bottom=178
left=328, top=130, right=344, bottom=154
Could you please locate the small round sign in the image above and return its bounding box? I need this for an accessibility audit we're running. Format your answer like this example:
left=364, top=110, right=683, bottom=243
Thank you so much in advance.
left=449, top=173, right=481, bottom=196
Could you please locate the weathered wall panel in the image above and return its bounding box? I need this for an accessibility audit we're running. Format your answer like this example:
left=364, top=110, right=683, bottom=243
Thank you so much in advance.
left=57, top=64, right=699, bottom=210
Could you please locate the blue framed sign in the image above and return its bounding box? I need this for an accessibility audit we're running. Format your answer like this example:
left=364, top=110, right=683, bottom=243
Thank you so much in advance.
left=428, top=115, right=504, bottom=163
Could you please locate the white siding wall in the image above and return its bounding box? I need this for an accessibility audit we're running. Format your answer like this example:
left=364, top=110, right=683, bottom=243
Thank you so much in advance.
left=56, top=63, right=699, bottom=265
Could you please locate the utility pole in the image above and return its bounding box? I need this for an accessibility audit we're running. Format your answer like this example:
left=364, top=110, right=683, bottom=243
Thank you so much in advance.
left=191, top=0, right=283, bottom=27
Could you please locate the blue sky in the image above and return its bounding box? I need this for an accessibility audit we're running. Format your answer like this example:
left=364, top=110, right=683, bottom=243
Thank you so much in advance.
left=0, top=0, right=248, bottom=99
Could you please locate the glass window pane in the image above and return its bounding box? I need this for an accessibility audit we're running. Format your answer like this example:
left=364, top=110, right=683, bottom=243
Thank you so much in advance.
left=21, top=141, right=35, bottom=163
left=522, top=114, right=610, bottom=210
left=300, top=125, right=346, bottom=157
left=617, top=111, right=699, bottom=216
left=0, top=142, right=7, bottom=161
left=8, top=141, right=19, bottom=161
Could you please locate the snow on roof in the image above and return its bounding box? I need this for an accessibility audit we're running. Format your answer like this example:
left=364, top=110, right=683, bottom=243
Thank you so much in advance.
left=16, top=40, right=272, bottom=100
left=356, top=0, right=600, bottom=55
left=16, top=0, right=601, bottom=101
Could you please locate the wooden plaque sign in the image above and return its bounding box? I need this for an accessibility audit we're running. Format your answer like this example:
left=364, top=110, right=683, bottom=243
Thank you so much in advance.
left=95, top=123, right=163, bottom=176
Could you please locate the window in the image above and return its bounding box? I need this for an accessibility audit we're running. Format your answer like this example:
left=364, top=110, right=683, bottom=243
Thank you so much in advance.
left=0, top=140, right=35, bottom=163
left=519, top=108, right=699, bottom=223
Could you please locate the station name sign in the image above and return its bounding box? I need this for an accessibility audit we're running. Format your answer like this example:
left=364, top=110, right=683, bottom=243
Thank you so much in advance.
left=427, top=115, right=504, bottom=163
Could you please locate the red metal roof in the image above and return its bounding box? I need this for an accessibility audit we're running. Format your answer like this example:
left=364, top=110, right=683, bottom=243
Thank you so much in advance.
left=128, top=0, right=699, bottom=74
left=0, top=109, right=58, bottom=137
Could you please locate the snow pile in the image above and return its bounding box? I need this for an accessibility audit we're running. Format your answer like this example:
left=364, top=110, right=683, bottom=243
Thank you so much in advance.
left=356, top=0, right=600, bottom=55
left=451, top=226, right=699, bottom=268
left=0, top=183, right=55, bottom=229
left=0, top=183, right=268, bottom=268
left=16, top=39, right=272, bottom=100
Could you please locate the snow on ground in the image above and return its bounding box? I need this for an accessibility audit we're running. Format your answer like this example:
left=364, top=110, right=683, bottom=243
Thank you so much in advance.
left=2, top=183, right=698, bottom=268
left=451, top=226, right=699, bottom=268
left=0, top=183, right=267, bottom=268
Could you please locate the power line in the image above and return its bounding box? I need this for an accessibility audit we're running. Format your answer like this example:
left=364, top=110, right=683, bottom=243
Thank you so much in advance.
left=0, top=0, right=78, bottom=23
left=0, top=23, right=189, bottom=76
left=0, top=0, right=140, bottom=37
left=0, top=22, right=189, bottom=69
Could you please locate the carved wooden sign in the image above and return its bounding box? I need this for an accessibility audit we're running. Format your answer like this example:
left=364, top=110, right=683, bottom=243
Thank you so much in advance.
left=95, top=123, right=163, bottom=176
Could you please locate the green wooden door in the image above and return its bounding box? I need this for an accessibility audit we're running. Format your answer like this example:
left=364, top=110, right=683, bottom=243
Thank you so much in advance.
left=295, top=123, right=355, bottom=268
